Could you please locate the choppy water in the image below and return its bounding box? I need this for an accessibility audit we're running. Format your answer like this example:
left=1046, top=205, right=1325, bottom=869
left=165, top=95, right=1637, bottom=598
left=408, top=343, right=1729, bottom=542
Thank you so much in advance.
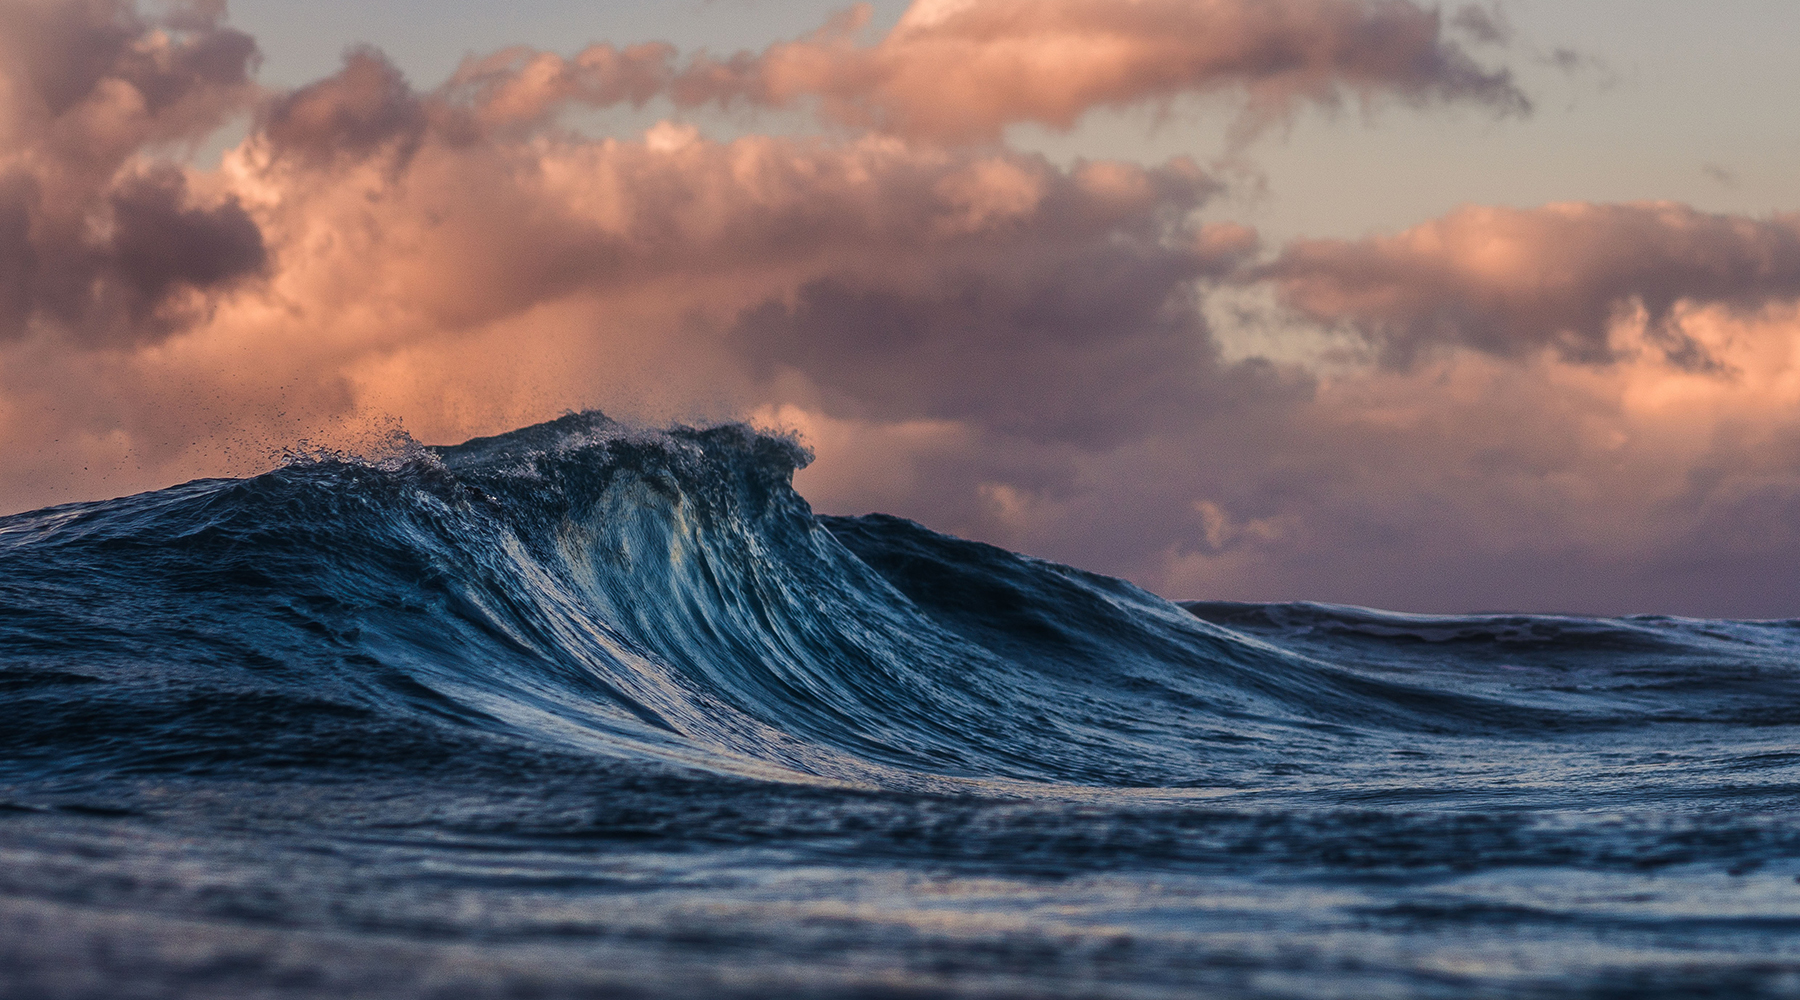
left=4, top=412, right=1800, bottom=998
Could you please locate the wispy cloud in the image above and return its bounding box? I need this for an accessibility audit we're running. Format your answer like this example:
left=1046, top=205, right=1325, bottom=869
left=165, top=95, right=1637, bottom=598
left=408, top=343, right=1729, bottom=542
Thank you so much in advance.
left=665, top=0, right=1528, bottom=142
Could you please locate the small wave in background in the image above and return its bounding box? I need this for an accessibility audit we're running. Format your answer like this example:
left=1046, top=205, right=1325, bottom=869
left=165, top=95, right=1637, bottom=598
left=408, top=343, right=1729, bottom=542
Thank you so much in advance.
left=5, top=412, right=1800, bottom=998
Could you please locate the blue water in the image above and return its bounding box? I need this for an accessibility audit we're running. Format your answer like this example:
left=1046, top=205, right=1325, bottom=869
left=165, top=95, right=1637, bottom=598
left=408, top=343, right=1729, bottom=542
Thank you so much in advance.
left=5, top=412, right=1800, bottom=998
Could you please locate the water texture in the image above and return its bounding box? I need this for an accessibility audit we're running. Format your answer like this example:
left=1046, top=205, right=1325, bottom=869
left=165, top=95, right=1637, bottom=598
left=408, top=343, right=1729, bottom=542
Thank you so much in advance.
left=4, top=412, right=1800, bottom=998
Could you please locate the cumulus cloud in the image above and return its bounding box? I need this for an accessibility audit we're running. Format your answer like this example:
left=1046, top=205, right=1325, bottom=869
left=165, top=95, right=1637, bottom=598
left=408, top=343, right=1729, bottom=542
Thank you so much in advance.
left=669, top=0, right=1527, bottom=142
left=0, top=0, right=262, bottom=343
left=1259, top=202, right=1800, bottom=368
left=388, top=0, right=1526, bottom=144
left=228, top=55, right=1234, bottom=344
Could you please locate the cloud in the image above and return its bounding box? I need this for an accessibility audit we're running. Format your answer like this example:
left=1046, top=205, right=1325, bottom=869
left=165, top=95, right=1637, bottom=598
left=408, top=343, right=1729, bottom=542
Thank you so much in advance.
left=443, top=41, right=676, bottom=131
left=0, top=0, right=255, bottom=141
left=1449, top=3, right=1511, bottom=46
left=228, top=55, right=1236, bottom=344
left=1702, top=163, right=1738, bottom=189
left=723, top=172, right=1260, bottom=447
left=260, top=47, right=426, bottom=164
left=0, top=32, right=1261, bottom=511
left=668, top=0, right=1527, bottom=142
left=1258, top=202, right=1800, bottom=368
left=749, top=202, right=1800, bottom=616
left=0, top=163, right=265, bottom=347
left=0, top=0, right=262, bottom=343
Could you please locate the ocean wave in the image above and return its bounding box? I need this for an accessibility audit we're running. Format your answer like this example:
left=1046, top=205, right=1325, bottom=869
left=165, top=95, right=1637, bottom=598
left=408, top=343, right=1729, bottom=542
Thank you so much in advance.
left=4, top=412, right=1799, bottom=795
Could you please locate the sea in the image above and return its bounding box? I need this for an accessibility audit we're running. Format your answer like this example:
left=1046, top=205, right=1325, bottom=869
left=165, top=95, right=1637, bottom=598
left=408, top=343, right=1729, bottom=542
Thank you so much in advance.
left=4, top=411, right=1800, bottom=998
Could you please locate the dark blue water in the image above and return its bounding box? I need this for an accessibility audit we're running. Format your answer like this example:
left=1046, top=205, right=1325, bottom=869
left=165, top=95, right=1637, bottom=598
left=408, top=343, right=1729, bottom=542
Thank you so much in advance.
left=5, top=412, right=1800, bottom=998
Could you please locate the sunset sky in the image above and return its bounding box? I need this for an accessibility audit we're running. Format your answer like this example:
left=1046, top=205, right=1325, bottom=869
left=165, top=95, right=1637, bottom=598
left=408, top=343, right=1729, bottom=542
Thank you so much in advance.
left=4, top=0, right=1800, bottom=615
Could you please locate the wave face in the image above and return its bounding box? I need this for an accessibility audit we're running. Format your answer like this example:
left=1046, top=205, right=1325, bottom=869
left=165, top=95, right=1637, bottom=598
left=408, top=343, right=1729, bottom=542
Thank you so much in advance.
left=5, top=412, right=1800, bottom=999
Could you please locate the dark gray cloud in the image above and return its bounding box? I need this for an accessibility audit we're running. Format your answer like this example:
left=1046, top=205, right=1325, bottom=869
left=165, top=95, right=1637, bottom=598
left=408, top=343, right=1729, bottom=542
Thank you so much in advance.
left=0, top=177, right=34, bottom=337
left=0, top=165, right=265, bottom=344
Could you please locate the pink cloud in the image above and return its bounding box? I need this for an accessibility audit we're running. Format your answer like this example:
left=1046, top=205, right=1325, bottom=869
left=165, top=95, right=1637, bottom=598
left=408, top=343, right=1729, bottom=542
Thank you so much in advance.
left=669, top=0, right=1527, bottom=142
left=1259, top=201, right=1800, bottom=368
left=444, top=42, right=676, bottom=131
left=0, top=0, right=262, bottom=343
left=260, top=47, right=427, bottom=164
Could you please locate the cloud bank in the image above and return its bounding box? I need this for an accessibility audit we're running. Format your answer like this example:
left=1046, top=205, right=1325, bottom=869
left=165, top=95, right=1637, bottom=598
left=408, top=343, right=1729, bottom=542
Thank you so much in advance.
left=5, top=0, right=1800, bottom=616
left=1262, top=202, right=1800, bottom=368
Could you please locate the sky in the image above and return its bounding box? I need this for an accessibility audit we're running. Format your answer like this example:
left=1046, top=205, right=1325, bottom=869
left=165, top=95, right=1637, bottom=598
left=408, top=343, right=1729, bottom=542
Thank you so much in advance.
left=3, top=0, right=1800, bottom=616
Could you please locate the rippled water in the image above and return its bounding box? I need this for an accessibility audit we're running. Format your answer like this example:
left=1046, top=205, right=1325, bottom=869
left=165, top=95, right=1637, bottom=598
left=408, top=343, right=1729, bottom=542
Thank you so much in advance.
left=4, top=412, right=1800, bottom=998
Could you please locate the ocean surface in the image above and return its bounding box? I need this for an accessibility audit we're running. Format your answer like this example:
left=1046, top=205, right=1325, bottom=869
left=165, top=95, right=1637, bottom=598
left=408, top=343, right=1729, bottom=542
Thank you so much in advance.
left=4, top=412, right=1800, bottom=999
